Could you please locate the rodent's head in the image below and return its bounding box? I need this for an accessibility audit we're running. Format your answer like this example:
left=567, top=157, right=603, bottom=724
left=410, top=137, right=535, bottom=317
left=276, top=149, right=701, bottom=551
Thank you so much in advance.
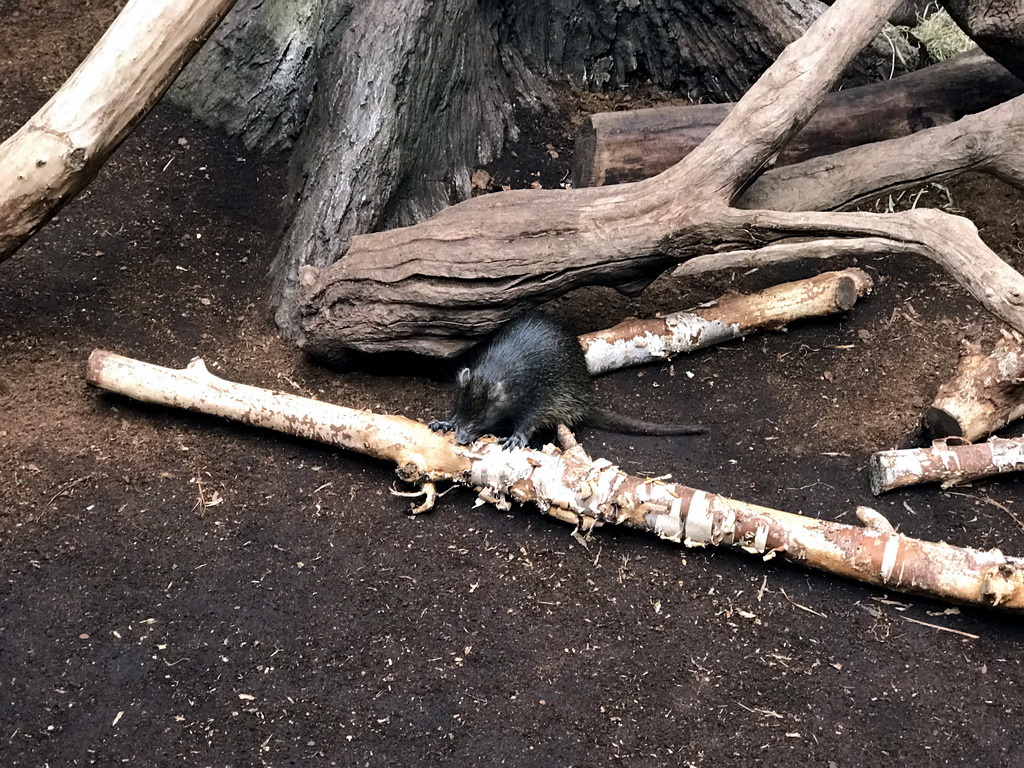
left=452, top=367, right=510, bottom=444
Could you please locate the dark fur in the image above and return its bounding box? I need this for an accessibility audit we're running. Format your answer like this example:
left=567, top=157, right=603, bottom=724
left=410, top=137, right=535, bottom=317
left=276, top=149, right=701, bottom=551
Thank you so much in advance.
left=429, top=313, right=706, bottom=448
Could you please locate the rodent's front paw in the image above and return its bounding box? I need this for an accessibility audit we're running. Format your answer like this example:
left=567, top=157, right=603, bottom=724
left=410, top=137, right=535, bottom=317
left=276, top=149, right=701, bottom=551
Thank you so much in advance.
left=429, top=420, right=453, bottom=433
left=498, top=433, right=527, bottom=450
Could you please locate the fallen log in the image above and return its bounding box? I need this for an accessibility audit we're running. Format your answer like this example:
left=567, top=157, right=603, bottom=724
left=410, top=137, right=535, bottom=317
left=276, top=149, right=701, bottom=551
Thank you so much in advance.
left=927, top=331, right=1024, bottom=442
left=581, top=268, right=872, bottom=374
left=572, top=49, right=1022, bottom=188
left=86, top=349, right=1024, bottom=612
left=0, top=0, right=237, bottom=264
left=870, top=437, right=1024, bottom=494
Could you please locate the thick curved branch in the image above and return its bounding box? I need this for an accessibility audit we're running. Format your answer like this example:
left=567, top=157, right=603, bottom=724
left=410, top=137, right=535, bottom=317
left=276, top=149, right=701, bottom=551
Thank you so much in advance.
left=668, top=0, right=900, bottom=199
left=298, top=0, right=904, bottom=358
left=698, top=207, right=1024, bottom=331
left=675, top=237, right=906, bottom=275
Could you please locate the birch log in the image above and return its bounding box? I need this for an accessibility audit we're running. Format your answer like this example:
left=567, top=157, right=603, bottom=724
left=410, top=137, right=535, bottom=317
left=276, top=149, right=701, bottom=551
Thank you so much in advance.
left=927, top=331, right=1024, bottom=442
left=581, top=268, right=872, bottom=375
left=871, top=437, right=1024, bottom=494
left=86, top=349, right=1024, bottom=612
left=0, top=0, right=237, bottom=263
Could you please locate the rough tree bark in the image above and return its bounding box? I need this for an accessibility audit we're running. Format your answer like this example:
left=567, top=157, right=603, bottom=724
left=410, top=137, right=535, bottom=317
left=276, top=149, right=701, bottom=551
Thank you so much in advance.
left=171, top=0, right=908, bottom=341
left=942, top=0, right=1024, bottom=79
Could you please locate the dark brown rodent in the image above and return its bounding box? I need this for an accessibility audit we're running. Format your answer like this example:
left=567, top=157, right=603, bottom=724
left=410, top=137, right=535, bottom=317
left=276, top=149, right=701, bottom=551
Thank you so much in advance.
left=429, top=313, right=706, bottom=448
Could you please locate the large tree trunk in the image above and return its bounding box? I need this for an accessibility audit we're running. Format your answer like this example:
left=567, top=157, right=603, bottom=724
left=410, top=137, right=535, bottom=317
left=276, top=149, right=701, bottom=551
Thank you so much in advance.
left=171, top=0, right=909, bottom=342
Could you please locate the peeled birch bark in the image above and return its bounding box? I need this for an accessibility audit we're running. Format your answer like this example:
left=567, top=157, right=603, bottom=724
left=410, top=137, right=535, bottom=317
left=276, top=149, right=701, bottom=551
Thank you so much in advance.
left=581, top=268, right=872, bottom=374
left=0, top=0, right=237, bottom=264
left=86, top=349, right=1024, bottom=612
left=926, top=331, right=1024, bottom=442
left=871, top=437, right=1024, bottom=494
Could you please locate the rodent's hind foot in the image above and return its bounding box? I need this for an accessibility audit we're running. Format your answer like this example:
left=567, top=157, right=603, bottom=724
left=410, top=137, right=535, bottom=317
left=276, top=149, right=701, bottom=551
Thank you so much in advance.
left=429, top=419, right=454, bottom=433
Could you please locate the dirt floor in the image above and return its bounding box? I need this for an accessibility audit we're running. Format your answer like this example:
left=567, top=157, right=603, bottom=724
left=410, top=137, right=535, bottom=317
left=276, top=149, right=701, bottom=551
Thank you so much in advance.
left=4, top=2, right=1024, bottom=766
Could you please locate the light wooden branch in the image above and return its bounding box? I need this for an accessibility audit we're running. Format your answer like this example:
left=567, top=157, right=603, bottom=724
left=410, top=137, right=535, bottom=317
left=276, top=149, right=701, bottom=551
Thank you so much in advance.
left=0, top=0, right=237, bottom=263
left=871, top=437, right=1024, bottom=494
left=86, top=349, right=1024, bottom=612
left=581, top=268, right=872, bottom=374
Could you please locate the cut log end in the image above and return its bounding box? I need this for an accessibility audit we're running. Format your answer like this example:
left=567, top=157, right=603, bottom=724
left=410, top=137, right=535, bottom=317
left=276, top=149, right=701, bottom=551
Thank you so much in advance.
left=834, top=275, right=858, bottom=311
left=85, top=348, right=112, bottom=386
left=571, top=119, right=600, bottom=189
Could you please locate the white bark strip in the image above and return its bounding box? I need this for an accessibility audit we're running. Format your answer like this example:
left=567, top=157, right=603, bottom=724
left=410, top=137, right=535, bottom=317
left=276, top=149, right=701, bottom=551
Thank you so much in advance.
left=0, top=0, right=238, bottom=262
left=87, top=349, right=1024, bottom=612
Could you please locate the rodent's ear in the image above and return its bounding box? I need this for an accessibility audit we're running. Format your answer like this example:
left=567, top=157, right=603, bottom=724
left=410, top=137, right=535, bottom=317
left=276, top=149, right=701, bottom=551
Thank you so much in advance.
left=492, top=380, right=508, bottom=405
left=456, top=367, right=472, bottom=387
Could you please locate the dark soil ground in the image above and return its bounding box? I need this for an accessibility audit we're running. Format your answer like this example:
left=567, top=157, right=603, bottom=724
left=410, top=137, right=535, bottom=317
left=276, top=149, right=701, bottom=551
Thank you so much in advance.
left=4, top=2, right=1024, bottom=766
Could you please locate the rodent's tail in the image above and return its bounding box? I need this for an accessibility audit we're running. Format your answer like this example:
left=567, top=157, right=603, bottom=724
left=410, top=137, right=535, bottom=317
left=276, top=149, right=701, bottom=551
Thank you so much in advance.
left=590, top=408, right=707, bottom=435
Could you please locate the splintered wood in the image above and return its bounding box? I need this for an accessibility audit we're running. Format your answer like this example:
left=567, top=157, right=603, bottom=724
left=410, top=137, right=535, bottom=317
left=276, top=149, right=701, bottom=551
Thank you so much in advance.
left=87, top=349, right=1024, bottom=612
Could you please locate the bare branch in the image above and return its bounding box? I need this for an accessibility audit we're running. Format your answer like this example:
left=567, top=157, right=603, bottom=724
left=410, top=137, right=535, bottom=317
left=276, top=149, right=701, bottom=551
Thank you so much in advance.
left=0, top=0, right=237, bottom=263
